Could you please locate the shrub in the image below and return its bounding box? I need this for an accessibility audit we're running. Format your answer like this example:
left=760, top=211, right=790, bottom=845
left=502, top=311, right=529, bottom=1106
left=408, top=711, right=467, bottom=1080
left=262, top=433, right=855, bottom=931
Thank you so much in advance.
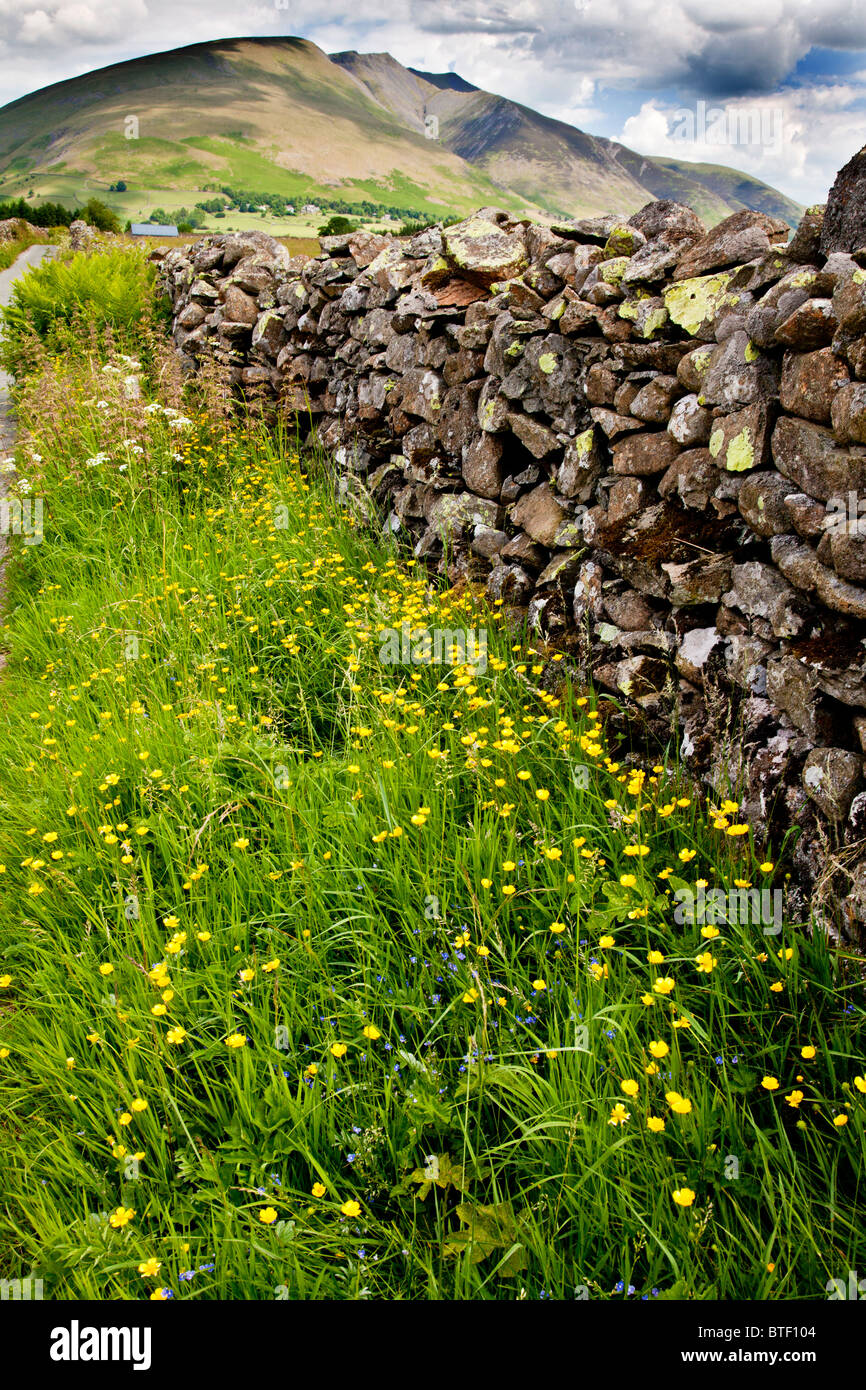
left=0, top=246, right=165, bottom=374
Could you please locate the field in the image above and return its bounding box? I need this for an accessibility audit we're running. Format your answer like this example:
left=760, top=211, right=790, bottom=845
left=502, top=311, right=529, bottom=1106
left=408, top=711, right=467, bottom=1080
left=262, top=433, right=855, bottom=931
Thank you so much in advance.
left=0, top=244, right=862, bottom=1302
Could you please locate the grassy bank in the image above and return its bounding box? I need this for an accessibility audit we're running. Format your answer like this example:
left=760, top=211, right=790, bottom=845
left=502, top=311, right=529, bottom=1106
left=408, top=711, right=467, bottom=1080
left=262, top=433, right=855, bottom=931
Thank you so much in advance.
left=0, top=249, right=863, bottom=1301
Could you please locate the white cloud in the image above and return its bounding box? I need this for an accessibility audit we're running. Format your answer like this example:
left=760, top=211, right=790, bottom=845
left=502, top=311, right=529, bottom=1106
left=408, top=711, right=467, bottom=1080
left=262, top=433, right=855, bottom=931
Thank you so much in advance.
left=618, top=85, right=866, bottom=204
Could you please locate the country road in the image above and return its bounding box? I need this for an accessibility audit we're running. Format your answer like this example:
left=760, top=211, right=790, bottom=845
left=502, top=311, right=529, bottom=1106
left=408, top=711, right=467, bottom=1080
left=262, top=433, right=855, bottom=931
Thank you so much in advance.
left=0, top=241, right=53, bottom=451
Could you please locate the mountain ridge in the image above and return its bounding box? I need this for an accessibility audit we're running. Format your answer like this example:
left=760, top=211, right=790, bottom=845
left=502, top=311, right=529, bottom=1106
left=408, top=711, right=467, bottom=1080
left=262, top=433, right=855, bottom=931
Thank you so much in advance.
left=0, top=35, right=804, bottom=230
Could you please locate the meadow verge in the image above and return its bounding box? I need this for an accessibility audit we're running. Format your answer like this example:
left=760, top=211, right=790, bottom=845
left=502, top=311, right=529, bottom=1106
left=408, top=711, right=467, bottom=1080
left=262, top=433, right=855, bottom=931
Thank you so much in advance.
left=0, top=251, right=863, bottom=1301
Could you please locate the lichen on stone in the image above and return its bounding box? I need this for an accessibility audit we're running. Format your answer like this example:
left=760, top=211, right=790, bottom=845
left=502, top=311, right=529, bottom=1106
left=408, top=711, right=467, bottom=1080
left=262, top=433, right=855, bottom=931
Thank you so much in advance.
left=663, top=271, right=732, bottom=336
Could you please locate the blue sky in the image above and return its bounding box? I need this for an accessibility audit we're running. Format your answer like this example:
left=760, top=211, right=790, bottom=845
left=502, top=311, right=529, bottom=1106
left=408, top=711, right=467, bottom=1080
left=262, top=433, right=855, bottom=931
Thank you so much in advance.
left=0, top=0, right=865, bottom=205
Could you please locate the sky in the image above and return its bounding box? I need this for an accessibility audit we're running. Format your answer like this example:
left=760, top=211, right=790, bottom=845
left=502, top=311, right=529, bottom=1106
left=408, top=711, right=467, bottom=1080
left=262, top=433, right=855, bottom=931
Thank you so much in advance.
left=1, top=0, right=866, bottom=205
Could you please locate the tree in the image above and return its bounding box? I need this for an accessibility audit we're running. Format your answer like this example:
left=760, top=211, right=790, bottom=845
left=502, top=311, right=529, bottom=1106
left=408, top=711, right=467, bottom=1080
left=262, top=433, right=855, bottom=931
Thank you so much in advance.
left=75, top=197, right=121, bottom=233
left=318, top=214, right=359, bottom=237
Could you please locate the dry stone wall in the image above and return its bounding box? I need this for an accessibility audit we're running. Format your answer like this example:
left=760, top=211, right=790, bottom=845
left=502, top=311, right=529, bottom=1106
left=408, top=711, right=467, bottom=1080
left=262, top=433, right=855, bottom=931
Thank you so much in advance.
left=155, top=192, right=866, bottom=935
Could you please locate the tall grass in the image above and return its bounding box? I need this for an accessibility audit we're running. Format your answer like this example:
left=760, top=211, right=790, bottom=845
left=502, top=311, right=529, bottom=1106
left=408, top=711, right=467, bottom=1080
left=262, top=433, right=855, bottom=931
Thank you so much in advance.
left=0, top=253, right=862, bottom=1302
left=0, top=244, right=165, bottom=376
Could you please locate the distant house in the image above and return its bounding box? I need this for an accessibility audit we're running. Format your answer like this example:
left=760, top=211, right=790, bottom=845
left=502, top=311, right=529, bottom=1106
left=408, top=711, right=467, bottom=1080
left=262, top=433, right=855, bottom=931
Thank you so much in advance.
left=300, top=203, right=320, bottom=216
left=130, top=223, right=178, bottom=237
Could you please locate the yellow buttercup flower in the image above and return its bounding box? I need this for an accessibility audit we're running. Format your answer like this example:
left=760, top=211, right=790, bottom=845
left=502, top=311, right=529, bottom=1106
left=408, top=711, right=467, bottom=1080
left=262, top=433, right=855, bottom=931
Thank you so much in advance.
left=672, top=1188, right=696, bottom=1207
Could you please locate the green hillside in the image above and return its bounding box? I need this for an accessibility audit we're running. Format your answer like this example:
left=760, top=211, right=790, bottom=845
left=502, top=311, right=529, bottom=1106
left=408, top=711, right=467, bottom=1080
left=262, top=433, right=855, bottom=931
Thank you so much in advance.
left=0, top=35, right=803, bottom=232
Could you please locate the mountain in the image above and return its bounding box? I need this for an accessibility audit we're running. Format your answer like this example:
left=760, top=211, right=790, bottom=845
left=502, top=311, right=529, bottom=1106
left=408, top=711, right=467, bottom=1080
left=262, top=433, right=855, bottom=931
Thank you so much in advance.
left=0, top=35, right=803, bottom=232
left=333, top=50, right=802, bottom=227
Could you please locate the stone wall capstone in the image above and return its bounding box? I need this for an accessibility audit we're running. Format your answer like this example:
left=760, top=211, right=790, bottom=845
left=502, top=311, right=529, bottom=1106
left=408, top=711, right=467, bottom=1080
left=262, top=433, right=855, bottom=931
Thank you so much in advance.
left=154, top=196, right=866, bottom=938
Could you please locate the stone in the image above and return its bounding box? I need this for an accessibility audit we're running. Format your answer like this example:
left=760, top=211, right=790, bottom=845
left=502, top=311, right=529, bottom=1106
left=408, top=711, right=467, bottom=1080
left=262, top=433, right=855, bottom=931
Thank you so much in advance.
left=628, top=200, right=705, bottom=242
left=724, top=634, right=773, bottom=695
left=828, top=528, right=866, bottom=584
left=595, top=653, right=670, bottom=706
left=676, top=343, right=716, bottom=391
left=673, top=210, right=788, bottom=280
left=427, top=491, right=503, bottom=539
left=700, top=332, right=777, bottom=410
left=434, top=382, right=483, bottom=455
left=553, top=214, right=621, bottom=244
left=507, top=412, right=560, bottom=458
left=486, top=562, right=534, bottom=606
left=723, top=561, right=808, bottom=637
left=251, top=309, right=286, bottom=353
left=590, top=407, right=643, bottom=440
left=662, top=554, right=732, bottom=606
left=786, top=206, right=825, bottom=264
left=813, top=565, right=866, bottom=619
left=400, top=368, right=444, bottom=422
left=667, top=393, right=712, bottom=446
left=501, top=532, right=547, bottom=569
left=509, top=482, right=569, bottom=547
left=766, top=655, right=833, bottom=741
left=802, top=747, right=863, bottom=821
left=603, top=588, right=656, bottom=630
left=221, top=284, right=259, bottom=325
left=629, top=374, right=682, bottom=423
left=830, top=382, right=866, bottom=443
left=536, top=549, right=584, bottom=586
left=821, top=145, right=866, bottom=255
left=555, top=427, right=604, bottom=501
left=462, top=433, right=504, bottom=499
left=772, top=416, right=866, bottom=500
left=658, top=448, right=718, bottom=509
left=783, top=491, right=827, bottom=538
left=676, top=626, right=722, bottom=684
left=773, top=298, right=837, bottom=349
left=471, top=525, right=510, bottom=559
left=708, top=403, right=773, bottom=473
left=769, top=534, right=824, bottom=591
left=663, top=271, right=734, bottom=339
left=584, top=363, right=618, bottom=405
left=477, top=379, right=510, bottom=433
left=443, top=215, right=528, bottom=287
left=607, top=475, right=650, bottom=524
left=779, top=347, right=849, bottom=423
left=737, top=471, right=797, bottom=536
left=621, top=241, right=682, bottom=286
left=612, top=430, right=681, bottom=476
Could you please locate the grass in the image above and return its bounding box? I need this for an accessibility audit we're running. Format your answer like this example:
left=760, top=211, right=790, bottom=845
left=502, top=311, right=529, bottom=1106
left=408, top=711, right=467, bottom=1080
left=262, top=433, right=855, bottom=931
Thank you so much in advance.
left=0, top=226, right=46, bottom=273
left=0, top=242, right=165, bottom=377
left=0, top=251, right=863, bottom=1302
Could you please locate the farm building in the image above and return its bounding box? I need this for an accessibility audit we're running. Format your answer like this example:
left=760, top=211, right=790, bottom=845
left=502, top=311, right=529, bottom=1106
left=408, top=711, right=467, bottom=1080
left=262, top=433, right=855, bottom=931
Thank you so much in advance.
left=130, top=223, right=178, bottom=237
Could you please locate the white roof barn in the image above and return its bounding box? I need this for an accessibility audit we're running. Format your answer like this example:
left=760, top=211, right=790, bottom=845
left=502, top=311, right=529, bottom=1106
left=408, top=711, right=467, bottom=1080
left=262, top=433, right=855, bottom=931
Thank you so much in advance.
left=130, top=223, right=178, bottom=237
